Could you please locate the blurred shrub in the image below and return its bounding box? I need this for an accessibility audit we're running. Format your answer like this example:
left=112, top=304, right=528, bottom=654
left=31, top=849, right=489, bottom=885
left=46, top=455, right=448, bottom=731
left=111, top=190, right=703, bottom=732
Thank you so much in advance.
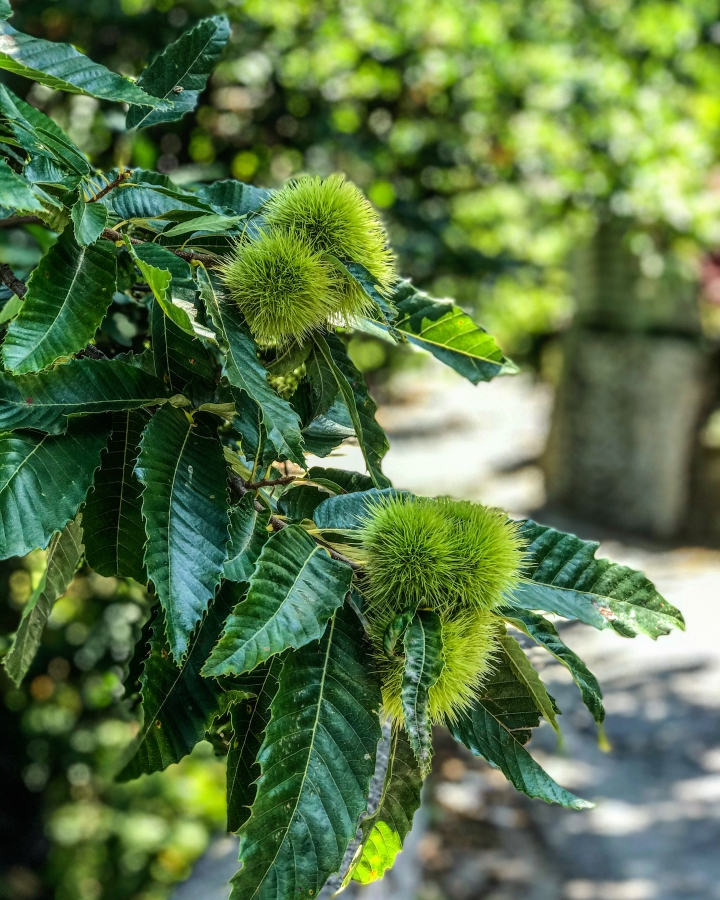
left=0, top=559, right=225, bottom=900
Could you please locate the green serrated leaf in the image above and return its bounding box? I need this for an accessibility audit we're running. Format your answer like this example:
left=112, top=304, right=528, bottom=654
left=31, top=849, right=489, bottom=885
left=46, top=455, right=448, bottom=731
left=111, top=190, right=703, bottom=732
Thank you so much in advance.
left=203, top=525, right=353, bottom=677
left=136, top=406, right=230, bottom=662
left=0, top=85, right=90, bottom=175
left=501, top=609, right=604, bottom=724
left=0, top=358, right=167, bottom=433
left=0, top=418, right=109, bottom=559
left=150, top=297, right=214, bottom=394
left=0, top=1, right=12, bottom=21
left=510, top=520, right=685, bottom=639
left=305, top=342, right=340, bottom=418
left=118, top=583, right=244, bottom=781
left=0, top=157, right=43, bottom=212
left=348, top=728, right=423, bottom=885
left=3, top=514, right=83, bottom=685
left=71, top=196, right=108, bottom=246
left=230, top=606, right=382, bottom=900
left=196, top=179, right=271, bottom=216
left=223, top=493, right=270, bottom=584
left=313, top=487, right=408, bottom=530
left=2, top=229, right=116, bottom=374
left=313, top=332, right=390, bottom=488
left=276, top=483, right=332, bottom=522
left=329, top=256, right=397, bottom=325
left=129, top=245, right=194, bottom=336
left=449, top=647, right=591, bottom=810
left=308, top=466, right=375, bottom=494
left=386, top=280, right=512, bottom=384
left=0, top=22, right=170, bottom=108
left=83, top=410, right=149, bottom=583
left=198, top=266, right=305, bottom=466
left=127, top=15, right=230, bottom=130
left=300, top=394, right=355, bottom=458
left=226, top=657, right=282, bottom=832
left=497, top=633, right=561, bottom=735
left=161, top=214, right=241, bottom=239
left=402, top=609, right=444, bottom=774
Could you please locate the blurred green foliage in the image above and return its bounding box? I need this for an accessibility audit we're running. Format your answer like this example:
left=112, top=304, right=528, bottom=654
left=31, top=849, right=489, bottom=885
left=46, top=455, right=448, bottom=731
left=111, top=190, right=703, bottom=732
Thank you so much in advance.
left=10, top=0, right=720, bottom=356
left=0, top=559, right=226, bottom=900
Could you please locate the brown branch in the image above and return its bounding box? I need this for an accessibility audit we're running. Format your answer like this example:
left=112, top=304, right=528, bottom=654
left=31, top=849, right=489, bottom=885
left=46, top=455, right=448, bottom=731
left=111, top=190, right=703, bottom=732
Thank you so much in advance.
left=244, top=475, right=297, bottom=491
left=0, top=215, right=41, bottom=230
left=0, top=263, right=27, bottom=298
left=228, top=474, right=361, bottom=571
left=87, top=169, right=131, bottom=203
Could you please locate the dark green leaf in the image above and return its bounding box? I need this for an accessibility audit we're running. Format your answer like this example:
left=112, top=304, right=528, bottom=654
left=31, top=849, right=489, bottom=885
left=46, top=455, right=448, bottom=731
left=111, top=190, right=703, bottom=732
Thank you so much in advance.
left=0, top=85, right=90, bottom=175
left=331, top=257, right=396, bottom=324
left=118, top=583, right=244, bottom=781
left=226, top=657, right=282, bottom=832
left=3, top=514, right=83, bottom=685
left=130, top=245, right=195, bottom=336
left=0, top=1, right=12, bottom=21
left=449, top=647, right=592, bottom=810
left=305, top=341, right=340, bottom=418
left=199, top=267, right=305, bottom=466
left=387, top=280, right=513, bottom=384
left=230, top=606, right=382, bottom=900
left=402, top=609, right=444, bottom=774
left=83, top=410, right=149, bottom=583
left=501, top=609, right=604, bottom=724
left=0, top=22, right=170, bottom=107
left=223, top=493, right=270, bottom=583
left=313, top=487, right=408, bottom=530
left=347, top=728, right=423, bottom=886
left=0, top=157, right=43, bottom=211
left=498, top=633, right=561, bottom=735
left=307, top=466, right=375, bottom=494
left=0, top=418, right=109, bottom=559
left=276, top=483, right=333, bottom=522
left=0, top=358, right=167, bottom=434
left=150, top=297, right=214, bottom=394
left=203, top=525, right=353, bottom=677
left=127, top=15, right=230, bottom=129
left=511, top=520, right=685, bottom=639
left=136, top=406, right=230, bottom=661
left=2, top=229, right=116, bottom=373
left=71, top=196, right=108, bottom=246
left=300, top=395, right=355, bottom=457
left=196, top=180, right=271, bottom=216
left=313, top=333, right=390, bottom=488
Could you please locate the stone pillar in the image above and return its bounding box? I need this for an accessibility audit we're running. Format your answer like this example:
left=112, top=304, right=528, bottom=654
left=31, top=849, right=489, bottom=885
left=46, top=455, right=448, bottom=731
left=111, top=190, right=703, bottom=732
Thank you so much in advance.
left=544, top=218, right=710, bottom=539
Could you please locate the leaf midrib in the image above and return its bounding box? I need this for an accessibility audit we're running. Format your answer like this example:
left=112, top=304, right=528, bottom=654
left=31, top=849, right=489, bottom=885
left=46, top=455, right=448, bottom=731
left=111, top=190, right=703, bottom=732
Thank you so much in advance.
left=250, top=614, right=336, bottom=900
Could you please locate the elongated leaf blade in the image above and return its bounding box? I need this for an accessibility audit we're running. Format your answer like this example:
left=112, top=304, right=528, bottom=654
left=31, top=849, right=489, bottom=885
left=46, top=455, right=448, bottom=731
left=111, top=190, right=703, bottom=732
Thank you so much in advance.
left=223, top=493, right=270, bottom=583
left=150, top=296, right=214, bottom=394
left=502, top=609, right=604, bottom=724
left=498, top=633, right=561, bottom=735
left=119, top=583, right=243, bottom=781
left=3, top=515, right=83, bottom=685
left=83, top=410, right=149, bottom=583
left=449, top=647, right=591, bottom=809
left=136, top=406, right=230, bottom=661
left=71, top=197, right=108, bottom=246
left=511, top=520, right=685, bottom=639
left=127, top=15, right=230, bottom=129
left=230, top=606, right=382, bottom=900
left=387, top=280, right=512, bottom=384
left=203, top=525, right=353, bottom=676
left=199, top=267, right=305, bottom=466
left=2, top=229, right=116, bottom=373
left=0, top=22, right=170, bottom=107
left=133, top=251, right=194, bottom=336
left=314, top=487, right=408, bottom=530
left=0, top=358, right=167, bottom=433
left=402, top=610, right=444, bottom=774
left=348, top=728, right=423, bottom=885
left=0, top=158, right=43, bottom=212
left=314, top=333, right=390, bottom=487
left=196, top=180, right=271, bottom=216
left=0, top=418, right=109, bottom=559
left=227, top=658, right=282, bottom=832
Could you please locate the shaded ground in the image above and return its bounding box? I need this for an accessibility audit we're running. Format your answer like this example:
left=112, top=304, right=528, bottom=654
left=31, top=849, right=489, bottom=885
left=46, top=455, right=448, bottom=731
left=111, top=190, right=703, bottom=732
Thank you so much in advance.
left=175, top=361, right=720, bottom=900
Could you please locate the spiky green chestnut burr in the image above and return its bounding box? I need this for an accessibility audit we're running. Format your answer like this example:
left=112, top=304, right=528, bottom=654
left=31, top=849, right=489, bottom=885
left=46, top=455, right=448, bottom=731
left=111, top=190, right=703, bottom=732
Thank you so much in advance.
left=374, top=608, right=501, bottom=725
left=219, top=228, right=339, bottom=346
left=263, top=174, right=395, bottom=317
left=359, top=494, right=525, bottom=616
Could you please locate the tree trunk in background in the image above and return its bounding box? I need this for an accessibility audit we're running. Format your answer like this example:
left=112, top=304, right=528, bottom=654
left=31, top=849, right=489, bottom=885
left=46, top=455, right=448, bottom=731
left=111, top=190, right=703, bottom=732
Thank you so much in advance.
left=544, top=217, right=710, bottom=539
